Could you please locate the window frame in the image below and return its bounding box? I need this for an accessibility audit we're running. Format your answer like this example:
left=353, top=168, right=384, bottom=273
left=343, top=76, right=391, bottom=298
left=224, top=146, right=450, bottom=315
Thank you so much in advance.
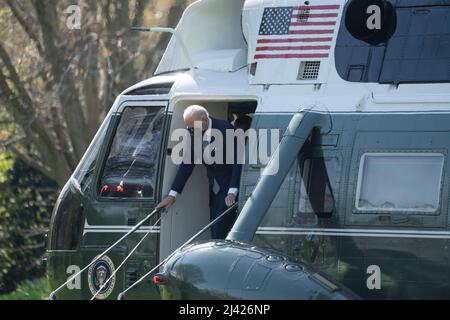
left=72, top=112, right=112, bottom=192
left=296, top=157, right=337, bottom=217
left=354, top=152, right=445, bottom=214
left=94, top=100, right=168, bottom=202
left=293, top=148, right=342, bottom=223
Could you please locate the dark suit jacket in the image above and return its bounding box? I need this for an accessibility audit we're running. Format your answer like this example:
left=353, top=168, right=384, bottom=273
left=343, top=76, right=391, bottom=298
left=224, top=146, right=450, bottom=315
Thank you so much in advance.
left=171, top=117, right=242, bottom=196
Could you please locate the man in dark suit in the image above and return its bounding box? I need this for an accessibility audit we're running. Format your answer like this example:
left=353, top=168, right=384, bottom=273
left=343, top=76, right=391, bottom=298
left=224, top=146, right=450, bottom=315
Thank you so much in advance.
left=157, top=105, right=241, bottom=239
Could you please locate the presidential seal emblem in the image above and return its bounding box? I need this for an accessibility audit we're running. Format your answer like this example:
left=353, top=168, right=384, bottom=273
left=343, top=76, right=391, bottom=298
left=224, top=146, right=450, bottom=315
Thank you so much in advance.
left=88, top=255, right=116, bottom=300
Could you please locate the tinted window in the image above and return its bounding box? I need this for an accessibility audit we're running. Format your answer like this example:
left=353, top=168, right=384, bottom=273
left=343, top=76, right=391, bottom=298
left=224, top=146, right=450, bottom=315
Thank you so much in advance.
left=335, top=1, right=450, bottom=83
left=99, top=107, right=164, bottom=198
left=296, top=157, right=338, bottom=218
left=356, top=153, right=444, bottom=212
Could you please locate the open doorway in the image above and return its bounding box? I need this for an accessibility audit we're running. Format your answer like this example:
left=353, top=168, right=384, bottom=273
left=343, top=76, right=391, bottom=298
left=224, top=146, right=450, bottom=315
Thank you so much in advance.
left=159, top=100, right=257, bottom=260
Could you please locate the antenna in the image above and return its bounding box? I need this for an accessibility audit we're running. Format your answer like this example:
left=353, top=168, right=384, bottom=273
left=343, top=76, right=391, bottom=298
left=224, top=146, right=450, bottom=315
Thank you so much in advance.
left=131, top=27, right=195, bottom=71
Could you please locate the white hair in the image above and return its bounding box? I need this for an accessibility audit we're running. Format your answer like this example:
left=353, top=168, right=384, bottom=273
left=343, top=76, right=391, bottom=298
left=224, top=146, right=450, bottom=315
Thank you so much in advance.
left=183, top=105, right=209, bottom=122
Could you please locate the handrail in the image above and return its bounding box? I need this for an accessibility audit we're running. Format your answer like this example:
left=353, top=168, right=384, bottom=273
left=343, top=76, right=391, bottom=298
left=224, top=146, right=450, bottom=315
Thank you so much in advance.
left=90, top=213, right=165, bottom=300
left=49, top=208, right=162, bottom=300
left=117, top=203, right=239, bottom=300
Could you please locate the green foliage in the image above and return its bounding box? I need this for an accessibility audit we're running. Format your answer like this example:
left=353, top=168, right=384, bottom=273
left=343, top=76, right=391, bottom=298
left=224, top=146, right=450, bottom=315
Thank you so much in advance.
left=0, top=1, right=191, bottom=185
left=0, top=152, right=13, bottom=183
left=0, top=277, right=49, bottom=300
left=0, top=157, right=57, bottom=294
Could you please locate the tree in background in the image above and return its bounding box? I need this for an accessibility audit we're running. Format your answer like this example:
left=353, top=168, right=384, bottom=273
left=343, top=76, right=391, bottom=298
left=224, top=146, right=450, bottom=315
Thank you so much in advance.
left=0, top=0, right=192, bottom=294
left=0, top=0, right=191, bottom=186
left=0, top=153, right=56, bottom=293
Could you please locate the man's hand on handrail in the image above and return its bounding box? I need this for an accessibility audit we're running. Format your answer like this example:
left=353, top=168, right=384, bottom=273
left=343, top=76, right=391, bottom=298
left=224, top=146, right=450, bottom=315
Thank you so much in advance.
left=225, top=194, right=236, bottom=207
left=157, top=195, right=176, bottom=210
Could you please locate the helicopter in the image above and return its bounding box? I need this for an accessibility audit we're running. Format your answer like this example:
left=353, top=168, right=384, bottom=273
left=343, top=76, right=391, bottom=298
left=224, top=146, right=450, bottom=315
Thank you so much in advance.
left=47, top=0, right=450, bottom=300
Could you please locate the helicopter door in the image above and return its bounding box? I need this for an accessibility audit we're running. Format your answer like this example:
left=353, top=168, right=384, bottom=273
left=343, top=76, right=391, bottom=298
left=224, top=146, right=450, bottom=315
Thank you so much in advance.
left=82, top=100, right=168, bottom=300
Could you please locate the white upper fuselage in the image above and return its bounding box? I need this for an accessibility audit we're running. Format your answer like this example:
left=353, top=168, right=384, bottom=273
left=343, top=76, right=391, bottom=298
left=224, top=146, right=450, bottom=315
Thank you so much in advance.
left=115, top=0, right=450, bottom=114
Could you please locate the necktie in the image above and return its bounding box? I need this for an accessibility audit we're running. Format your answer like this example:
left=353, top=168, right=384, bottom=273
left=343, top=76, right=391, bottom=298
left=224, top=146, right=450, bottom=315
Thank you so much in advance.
left=213, top=178, right=220, bottom=195
left=203, top=140, right=220, bottom=195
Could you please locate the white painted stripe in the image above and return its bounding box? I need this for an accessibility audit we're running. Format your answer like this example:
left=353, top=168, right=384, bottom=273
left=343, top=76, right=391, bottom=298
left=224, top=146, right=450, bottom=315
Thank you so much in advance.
left=255, top=110, right=450, bottom=116
left=84, top=220, right=160, bottom=230
left=83, top=219, right=160, bottom=236
left=255, top=230, right=450, bottom=239
left=258, top=227, right=450, bottom=235
left=256, top=227, right=450, bottom=239
left=83, top=229, right=160, bottom=236
left=84, top=226, right=160, bottom=230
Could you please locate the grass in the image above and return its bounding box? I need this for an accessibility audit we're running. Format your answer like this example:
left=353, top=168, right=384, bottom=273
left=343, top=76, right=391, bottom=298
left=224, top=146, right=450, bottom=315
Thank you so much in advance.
left=0, top=278, right=50, bottom=300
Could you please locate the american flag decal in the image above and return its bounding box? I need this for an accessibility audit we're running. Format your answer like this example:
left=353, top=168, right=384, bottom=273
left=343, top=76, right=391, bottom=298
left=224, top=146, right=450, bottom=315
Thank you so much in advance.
left=255, top=4, right=340, bottom=60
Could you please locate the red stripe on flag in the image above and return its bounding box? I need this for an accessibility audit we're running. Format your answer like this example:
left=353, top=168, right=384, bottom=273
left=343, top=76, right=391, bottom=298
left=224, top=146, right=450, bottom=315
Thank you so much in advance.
left=290, top=21, right=336, bottom=26
left=294, top=5, right=341, bottom=10
left=292, top=13, right=338, bottom=18
left=254, top=53, right=330, bottom=59
left=256, top=45, right=331, bottom=51
left=257, top=37, right=333, bottom=44
left=289, top=29, right=334, bottom=35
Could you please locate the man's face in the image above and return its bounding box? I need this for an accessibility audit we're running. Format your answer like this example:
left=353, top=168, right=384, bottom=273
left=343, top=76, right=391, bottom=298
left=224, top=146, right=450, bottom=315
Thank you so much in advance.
left=185, top=116, right=208, bottom=134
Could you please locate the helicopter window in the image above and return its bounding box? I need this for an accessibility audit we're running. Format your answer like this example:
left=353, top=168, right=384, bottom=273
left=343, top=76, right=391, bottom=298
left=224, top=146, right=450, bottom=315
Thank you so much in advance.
left=296, top=157, right=338, bottom=219
left=336, top=2, right=450, bottom=83
left=255, top=155, right=340, bottom=229
left=99, top=107, right=164, bottom=198
left=356, top=153, right=444, bottom=213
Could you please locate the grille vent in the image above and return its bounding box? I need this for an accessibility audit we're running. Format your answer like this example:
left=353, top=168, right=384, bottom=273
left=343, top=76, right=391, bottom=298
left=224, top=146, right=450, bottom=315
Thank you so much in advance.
left=298, top=61, right=321, bottom=80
